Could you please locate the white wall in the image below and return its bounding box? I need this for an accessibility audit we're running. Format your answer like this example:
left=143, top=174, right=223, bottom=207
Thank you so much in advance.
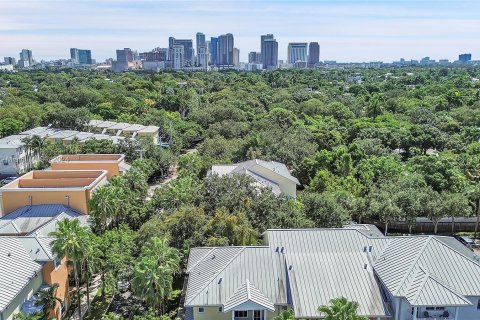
left=0, top=271, right=43, bottom=320
left=250, top=166, right=297, bottom=198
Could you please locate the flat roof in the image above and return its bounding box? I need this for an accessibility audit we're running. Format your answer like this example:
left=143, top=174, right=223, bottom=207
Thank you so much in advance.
left=1, top=170, right=107, bottom=190
left=51, top=154, right=124, bottom=163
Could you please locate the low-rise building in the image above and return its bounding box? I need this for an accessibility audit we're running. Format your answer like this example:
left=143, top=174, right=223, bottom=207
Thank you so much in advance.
left=208, top=159, right=300, bottom=198
left=86, top=120, right=160, bottom=144
left=50, top=154, right=129, bottom=178
left=0, top=236, right=69, bottom=320
left=184, top=227, right=480, bottom=320
left=0, top=170, right=108, bottom=216
left=0, top=135, right=38, bottom=178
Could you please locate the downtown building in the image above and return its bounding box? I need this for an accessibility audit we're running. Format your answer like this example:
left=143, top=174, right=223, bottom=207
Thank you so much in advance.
left=18, top=49, right=33, bottom=68
left=287, top=42, right=308, bottom=67
left=169, top=37, right=194, bottom=67
left=217, top=33, right=234, bottom=68
left=261, top=35, right=278, bottom=70
left=308, top=42, right=320, bottom=67
left=69, top=48, right=92, bottom=65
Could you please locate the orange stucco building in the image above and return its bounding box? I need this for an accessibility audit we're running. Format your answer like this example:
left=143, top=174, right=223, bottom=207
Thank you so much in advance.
left=0, top=170, right=108, bottom=216
left=50, top=154, right=129, bottom=179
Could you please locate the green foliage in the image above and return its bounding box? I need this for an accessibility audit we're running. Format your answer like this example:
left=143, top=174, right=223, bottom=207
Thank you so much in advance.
left=318, top=297, right=368, bottom=320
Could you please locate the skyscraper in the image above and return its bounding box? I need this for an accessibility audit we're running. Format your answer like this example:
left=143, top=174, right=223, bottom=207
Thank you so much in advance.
left=4, top=57, right=16, bottom=66
left=169, top=37, right=194, bottom=67
left=197, top=45, right=209, bottom=68
left=248, top=52, right=261, bottom=64
left=210, top=37, right=218, bottom=66
left=287, top=43, right=308, bottom=64
left=308, top=42, right=320, bottom=67
left=70, top=48, right=92, bottom=65
left=18, top=49, right=33, bottom=68
left=459, top=53, right=472, bottom=63
left=217, top=33, right=234, bottom=67
left=172, top=45, right=184, bottom=70
left=262, top=38, right=278, bottom=69
left=196, top=32, right=206, bottom=65
left=233, top=48, right=240, bottom=67
left=260, top=34, right=274, bottom=66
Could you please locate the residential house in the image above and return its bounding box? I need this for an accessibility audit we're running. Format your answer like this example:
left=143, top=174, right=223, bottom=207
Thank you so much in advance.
left=208, top=159, right=300, bottom=198
left=0, top=170, right=108, bottom=216
left=184, top=226, right=480, bottom=320
left=86, top=120, right=160, bottom=144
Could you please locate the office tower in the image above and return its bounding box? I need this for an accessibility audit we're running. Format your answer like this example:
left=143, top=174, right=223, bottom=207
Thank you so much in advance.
left=308, top=42, right=320, bottom=67
left=262, top=38, right=278, bottom=69
left=19, top=49, right=33, bottom=68
left=260, top=34, right=274, bottom=66
left=196, top=32, right=206, bottom=65
left=168, top=37, right=194, bottom=66
left=210, top=37, right=218, bottom=66
left=173, top=45, right=184, bottom=70
left=140, top=48, right=168, bottom=62
left=197, top=45, right=209, bottom=68
left=70, top=48, right=92, bottom=65
left=287, top=43, right=308, bottom=64
left=4, top=57, right=15, bottom=65
left=233, top=48, right=240, bottom=67
left=248, top=52, right=261, bottom=64
left=217, top=33, right=234, bottom=67
left=459, top=53, right=472, bottom=63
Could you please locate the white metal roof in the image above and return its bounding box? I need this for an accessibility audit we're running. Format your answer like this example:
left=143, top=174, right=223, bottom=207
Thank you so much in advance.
left=137, top=125, right=160, bottom=133
left=0, top=237, right=43, bottom=312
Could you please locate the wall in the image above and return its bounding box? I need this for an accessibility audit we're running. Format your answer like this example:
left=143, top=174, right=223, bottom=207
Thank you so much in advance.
left=0, top=271, right=43, bottom=320
left=51, top=162, right=120, bottom=179
left=42, top=258, right=70, bottom=320
left=250, top=166, right=297, bottom=198
left=191, top=306, right=276, bottom=320
left=1, top=189, right=90, bottom=215
left=457, top=297, right=480, bottom=319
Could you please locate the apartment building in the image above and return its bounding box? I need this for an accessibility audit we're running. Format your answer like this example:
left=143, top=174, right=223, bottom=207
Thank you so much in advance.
left=50, top=154, right=129, bottom=178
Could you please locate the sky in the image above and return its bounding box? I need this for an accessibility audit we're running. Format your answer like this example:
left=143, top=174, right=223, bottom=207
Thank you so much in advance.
left=0, top=0, right=479, bottom=63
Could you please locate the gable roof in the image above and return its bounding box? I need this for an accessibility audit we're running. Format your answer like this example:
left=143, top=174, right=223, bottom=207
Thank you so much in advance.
left=0, top=237, right=44, bottom=312
left=224, top=279, right=275, bottom=312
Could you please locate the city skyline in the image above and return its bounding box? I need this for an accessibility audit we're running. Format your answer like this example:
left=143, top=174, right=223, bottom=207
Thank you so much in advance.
left=1, top=0, right=479, bottom=62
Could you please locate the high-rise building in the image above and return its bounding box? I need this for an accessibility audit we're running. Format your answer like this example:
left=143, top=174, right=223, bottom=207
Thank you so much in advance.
left=116, top=48, right=134, bottom=63
left=287, top=43, right=308, bottom=65
left=70, top=48, right=92, bottom=65
left=459, top=53, right=472, bottom=63
left=308, top=42, right=320, bottom=67
left=139, top=48, right=168, bottom=62
left=197, top=45, right=209, bottom=68
left=196, top=32, right=206, bottom=65
left=217, top=33, right=234, bottom=67
left=248, top=52, right=261, bottom=64
left=210, top=37, right=218, bottom=66
left=18, top=49, right=33, bottom=68
left=233, top=48, right=240, bottom=67
left=262, top=38, right=278, bottom=69
left=4, top=57, right=15, bottom=65
left=169, top=37, right=194, bottom=67
left=173, top=45, right=185, bottom=70
left=261, top=34, right=274, bottom=66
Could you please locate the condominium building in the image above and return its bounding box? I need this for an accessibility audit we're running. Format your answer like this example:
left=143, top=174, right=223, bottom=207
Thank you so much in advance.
left=50, top=154, right=129, bottom=179
left=308, top=42, right=320, bottom=67
left=217, top=33, right=234, bottom=67
left=0, top=170, right=108, bottom=215
left=70, top=48, right=92, bottom=65
left=287, top=42, right=308, bottom=65
left=262, top=38, right=278, bottom=69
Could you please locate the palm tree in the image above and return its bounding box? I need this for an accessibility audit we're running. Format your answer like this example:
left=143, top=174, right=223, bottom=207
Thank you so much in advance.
left=34, top=283, right=62, bottom=319
left=131, top=236, right=180, bottom=315
left=49, top=219, right=89, bottom=320
left=318, top=297, right=368, bottom=320
left=89, top=186, right=117, bottom=232
left=13, top=313, right=42, bottom=320
left=273, top=309, right=295, bottom=320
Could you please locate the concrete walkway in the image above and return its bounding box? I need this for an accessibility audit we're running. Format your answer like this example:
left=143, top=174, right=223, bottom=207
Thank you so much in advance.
left=70, top=275, right=102, bottom=320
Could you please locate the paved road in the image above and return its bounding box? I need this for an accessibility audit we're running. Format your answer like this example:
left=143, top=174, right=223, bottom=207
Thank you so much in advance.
left=70, top=275, right=102, bottom=320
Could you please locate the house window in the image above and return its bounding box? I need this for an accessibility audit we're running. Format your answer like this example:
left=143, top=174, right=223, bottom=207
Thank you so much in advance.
left=477, top=299, right=480, bottom=310
left=435, top=307, right=445, bottom=310
left=234, top=311, right=248, bottom=318
left=54, top=258, right=61, bottom=269
left=254, top=310, right=262, bottom=320
left=198, top=307, right=204, bottom=313
left=426, top=307, right=435, bottom=310
left=218, top=307, right=222, bottom=312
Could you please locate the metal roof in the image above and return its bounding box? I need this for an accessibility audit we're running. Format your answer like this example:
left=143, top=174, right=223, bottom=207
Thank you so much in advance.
left=223, top=279, right=275, bottom=312
left=105, top=122, right=133, bottom=130
left=0, top=204, right=86, bottom=236
left=185, top=247, right=287, bottom=308
left=266, top=229, right=389, bottom=318
left=137, top=125, right=160, bottom=133
left=0, top=237, right=43, bottom=312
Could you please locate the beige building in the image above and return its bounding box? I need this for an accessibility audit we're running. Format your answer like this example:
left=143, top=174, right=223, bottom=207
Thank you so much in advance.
left=0, top=170, right=108, bottom=216
left=50, top=154, right=129, bottom=179
left=87, top=120, right=160, bottom=144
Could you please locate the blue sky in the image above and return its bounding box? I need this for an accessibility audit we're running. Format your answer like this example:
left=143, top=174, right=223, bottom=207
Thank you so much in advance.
left=0, top=0, right=479, bottom=62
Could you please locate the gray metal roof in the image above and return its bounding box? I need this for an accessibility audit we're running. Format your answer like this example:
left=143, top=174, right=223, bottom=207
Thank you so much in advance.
left=185, top=247, right=288, bottom=308
left=0, top=237, right=43, bottom=312
left=224, top=279, right=275, bottom=312
left=0, top=204, right=84, bottom=236
left=266, top=229, right=389, bottom=318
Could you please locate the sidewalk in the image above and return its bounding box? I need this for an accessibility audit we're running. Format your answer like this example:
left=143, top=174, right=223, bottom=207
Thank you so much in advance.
left=70, top=275, right=102, bottom=320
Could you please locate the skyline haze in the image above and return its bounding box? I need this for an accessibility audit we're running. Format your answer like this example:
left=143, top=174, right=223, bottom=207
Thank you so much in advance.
left=1, top=0, right=479, bottom=62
